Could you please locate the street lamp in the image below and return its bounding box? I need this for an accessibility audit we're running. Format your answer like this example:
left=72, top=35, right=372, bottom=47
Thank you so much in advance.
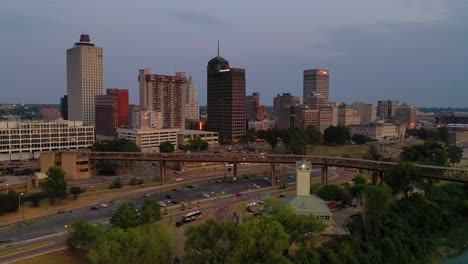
left=17, top=192, right=24, bottom=249
left=64, top=224, right=69, bottom=241
left=6, top=183, right=9, bottom=194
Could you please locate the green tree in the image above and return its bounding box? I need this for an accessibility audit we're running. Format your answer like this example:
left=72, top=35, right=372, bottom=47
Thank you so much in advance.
left=67, top=219, right=103, bottom=251
left=362, top=145, right=381, bottom=161
left=260, top=128, right=281, bottom=150
left=305, top=125, right=322, bottom=147
left=234, top=217, right=291, bottom=264
left=140, top=199, right=162, bottom=225
left=87, top=225, right=174, bottom=264
left=159, top=141, right=175, bottom=153
left=184, top=219, right=238, bottom=264
left=316, top=185, right=343, bottom=201
left=109, top=178, right=123, bottom=189
left=323, top=125, right=350, bottom=145
left=41, top=166, right=68, bottom=205
left=69, top=186, right=83, bottom=200
left=110, top=203, right=140, bottom=229
left=438, top=127, right=450, bottom=142
left=352, top=134, right=374, bottom=145
left=447, top=145, right=463, bottom=165
left=0, top=191, right=19, bottom=215
left=239, top=130, right=257, bottom=147
left=185, top=137, right=209, bottom=151
left=383, top=162, right=420, bottom=197
left=352, top=175, right=367, bottom=185
left=283, top=128, right=309, bottom=154
left=361, top=185, right=393, bottom=238
left=91, top=138, right=141, bottom=152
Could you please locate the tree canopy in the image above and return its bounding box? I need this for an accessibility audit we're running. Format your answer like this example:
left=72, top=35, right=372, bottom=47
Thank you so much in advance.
left=41, top=166, right=68, bottom=205
left=383, top=162, right=420, bottom=197
left=159, top=141, right=175, bottom=153
left=184, top=137, right=209, bottom=151
left=323, top=125, right=351, bottom=145
left=91, top=138, right=140, bottom=152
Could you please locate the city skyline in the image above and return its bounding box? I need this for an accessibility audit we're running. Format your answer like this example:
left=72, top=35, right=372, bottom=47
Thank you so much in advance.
left=1, top=1, right=467, bottom=107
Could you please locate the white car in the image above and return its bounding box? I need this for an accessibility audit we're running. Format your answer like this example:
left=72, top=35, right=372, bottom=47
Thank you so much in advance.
left=100, top=202, right=108, bottom=208
left=262, top=177, right=269, bottom=181
left=255, top=185, right=261, bottom=189
left=158, top=201, right=167, bottom=207
left=175, top=178, right=184, bottom=182
left=288, top=175, right=295, bottom=179
left=202, top=193, right=211, bottom=198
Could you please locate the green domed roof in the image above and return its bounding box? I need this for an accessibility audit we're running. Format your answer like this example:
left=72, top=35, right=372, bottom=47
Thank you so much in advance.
left=208, top=56, right=229, bottom=65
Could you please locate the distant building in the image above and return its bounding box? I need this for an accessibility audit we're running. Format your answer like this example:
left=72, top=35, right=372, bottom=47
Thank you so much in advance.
left=438, top=112, right=468, bottom=125
left=303, top=69, right=330, bottom=108
left=349, top=123, right=406, bottom=140
left=350, top=102, right=376, bottom=124
left=95, top=89, right=129, bottom=138
left=116, top=128, right=179, bottom=153
left=246, top=92, right=260, bottom=121
left=248, top=119, right=276, bottom=131
left=273, top=93, right=300, bottom=119
left=0, top=121, right=94, bottom=161
left=40, top=151, right=91, bottom=180
left=139, top=69, right=187, bottom=130
left=38, top=107, right=61, bottom=121
left=337, top=104, right=361, bottom=126
left=185, top=76, right=200, bottom=121
left=377, top=99, right=399, bottom=119
left=318, top=106, right=338, bottom=132
left=294, top=105, right=319, bottom=129
left=281, top=161, right=332, bottom=226
left=396, top=103, right=418, bottom=128
left=67, top=34, right=103, bottom=125
left=60, top=95, right=68, bottom=120
left=257, top=105, right=269, bottom=120
left=207, top=52, right=246, bottom=143
left=177, top=130, right=219, bottom=149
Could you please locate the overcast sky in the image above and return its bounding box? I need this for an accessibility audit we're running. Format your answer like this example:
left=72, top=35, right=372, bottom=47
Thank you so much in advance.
left=1, top=0, right=467, bottom=107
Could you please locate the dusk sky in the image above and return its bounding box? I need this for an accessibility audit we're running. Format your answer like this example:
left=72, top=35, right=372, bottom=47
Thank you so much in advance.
left=1, top=0, right=467, bottom=107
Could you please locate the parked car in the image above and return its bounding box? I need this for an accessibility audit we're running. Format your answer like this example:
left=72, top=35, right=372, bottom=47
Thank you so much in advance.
left=91, top=206, right=99, bottom=210
left=175, top=178, right=184, bottom=182
left=166, top=194, right=174, bottom=199
left=158, top=201, right=167, bottom=207
left=171, top=200, right=180, bottom=204
left=202, top=193, right=211, bottom=198
left=186, top=185, right=196, bottom=189
left=143, top=193, right=150, bottom=198
left=233, top=192, right=242, bottom=197
left=215, top=180, right=223, bottom=183
left=261, top=177, right=269, bottom=181
left=288, top=175, right=295, bottom=179
left=100, top=202, right=108, bottom=208
left=172, top=188, right=180, bottom=191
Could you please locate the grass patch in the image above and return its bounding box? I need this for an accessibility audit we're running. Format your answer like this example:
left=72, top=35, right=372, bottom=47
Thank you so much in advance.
left=0, top=241, right=54, bottom=258
left=13, top=249, right=83, bottom=264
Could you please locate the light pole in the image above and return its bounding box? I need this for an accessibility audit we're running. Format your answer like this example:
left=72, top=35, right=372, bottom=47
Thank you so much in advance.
left=90, top=185, right=95, bottom=204
left=17, top=192, right=24, bottom=249
left=6, top=183, right=9, bottom=194
left=64, top=224, right=69, bottom=241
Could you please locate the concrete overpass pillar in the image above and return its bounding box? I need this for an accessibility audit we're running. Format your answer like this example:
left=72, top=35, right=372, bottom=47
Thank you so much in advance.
left=271, top=163, right=276, bottom=186
left=233, top=163, right=238, bottom=183
left=321, top=165, right=328, bottom=185
left=160, top=161, right=166, bottom=182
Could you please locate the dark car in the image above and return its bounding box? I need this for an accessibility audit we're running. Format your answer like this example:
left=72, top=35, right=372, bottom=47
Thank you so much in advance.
left=215, top=180, right=223, bottom=183
left=176, top=220, right=184, bottom=227
left=186, top=185, right=196, bottom=189
left=171, top=200, right=180, bottom=204
left=166, top=194, right=174, bottom=199
left=172, top=188, right=180, bottom=191
left=91, top=206, right=99, bottom=210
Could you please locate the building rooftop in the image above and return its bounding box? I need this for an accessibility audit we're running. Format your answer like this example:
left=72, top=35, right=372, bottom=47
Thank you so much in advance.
left=281, top=195, right=332, bottom=216
left=208, top=56, right=229, bottom=65
left=178, top=130, right=218, bottom=135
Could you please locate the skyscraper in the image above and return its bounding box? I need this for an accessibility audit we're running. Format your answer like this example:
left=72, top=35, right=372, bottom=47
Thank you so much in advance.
left=303, top=69, right=330, bottom=108
left=350, top=102, right=377, bottom=124
left=245, top=92, right=260, bottom=121
left=60, top=95, right=68, bottom=120
left=67, top=34, right=103, bottom=125
left=273, top=93, right=301, bottom=119
left=185, top=76, right=200, bottom=121
left=95, top=89, right=129, bottom=138
left=207, top=49, right=246, bottom=143
left=138, top=69, right=187, bottom=129
left=377, top=99, right=399, bottom=119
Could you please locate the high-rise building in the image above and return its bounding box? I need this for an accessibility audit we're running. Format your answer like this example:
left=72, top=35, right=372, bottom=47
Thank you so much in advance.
left=377, top=99, right=399, bottom=119
left=246, top=92, right=260, bottom=121
left=207, top=52, right=246, bottom=143
left=337, top=104, right=361, bottom=126
left=185, top=76, right=200, bottom=121
left=67, top=34, right=103, bottom=125
left=294, top=105, right=320, bottom=129
left=273, top=93, right=300, bottom=119
left=350, top=102, right=377, bottom=124
left=60, top=95, right=68, bottom=120
left=139, top=69, right=187, bottom=130
left=95, top=89, right=129, bottom=138
left=396, top=103, right=418, bottom=128
left=303, top=69, right=330, bottom=108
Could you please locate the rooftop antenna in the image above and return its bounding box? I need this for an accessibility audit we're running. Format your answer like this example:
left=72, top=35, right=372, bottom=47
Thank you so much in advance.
left=217, top=40, right=219, bottom=57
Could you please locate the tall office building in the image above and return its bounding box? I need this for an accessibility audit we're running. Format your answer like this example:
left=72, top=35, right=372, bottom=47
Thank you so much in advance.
left=337, top=104, right=361, bottom=126
left=377, top=99, right=399, bottom=119
left=246, top=92, right=260, bottom=121
left=303, top=69, right=330, bottom=108
left=207, top=52, right=246, bottom=143
left=139, top=69, right=187, bottom=130
left=351, top=102, right=377, bottom=124
left=396, top=103, right=418, bottom=128
left=60, top=95, right=68, bottom=120
left=273, top=93, right=301, bottom=118
left=67, top=34, right=103, bottom=125
left=95, top=89, right=129, bottom=138
left=185, top=76, right=200, bottom=120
